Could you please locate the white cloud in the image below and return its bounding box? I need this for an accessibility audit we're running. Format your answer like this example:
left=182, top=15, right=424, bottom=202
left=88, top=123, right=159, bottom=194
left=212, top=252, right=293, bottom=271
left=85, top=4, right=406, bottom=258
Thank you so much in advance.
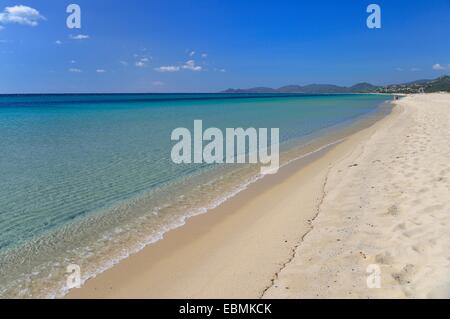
left=70, top=34, right=90, bottom=40
left=119, top=60, right=128, bottom=66
left=182, top=60, right=202, bottom=71
left=189, top=51, right=196, bottom=57
left=96, top=69, right=106, bottom=73
left=134, top=56, right=151, bottom=68
left=135, top=61, right=146, bottom=68
left=0, top=5, right=45, bottom=27
left=154, top=60, right=204, bottom=73
left=155, top=66, right=180, bottom=72
left=68, top=68, right=82, bottom=73
left=410, top=67, right=420, bottom=72
left=201, top=53, right=208, bottom=58
left=70, top=60, right=76, bottom=64
left=55, top=40, right=62, bottom=45
left=432, top=63, right=446, bottom=70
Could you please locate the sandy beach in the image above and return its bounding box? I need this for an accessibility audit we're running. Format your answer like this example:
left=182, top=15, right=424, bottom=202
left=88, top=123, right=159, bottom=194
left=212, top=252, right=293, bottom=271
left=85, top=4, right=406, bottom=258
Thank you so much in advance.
left=67, top=93, right=450, bottom=299
left=265, top=93, right=450, bottom=299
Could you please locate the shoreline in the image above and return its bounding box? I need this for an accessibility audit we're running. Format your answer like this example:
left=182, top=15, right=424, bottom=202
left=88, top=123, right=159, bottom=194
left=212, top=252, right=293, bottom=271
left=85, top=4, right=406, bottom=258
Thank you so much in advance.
left=66, top=99, right=396, bottom=298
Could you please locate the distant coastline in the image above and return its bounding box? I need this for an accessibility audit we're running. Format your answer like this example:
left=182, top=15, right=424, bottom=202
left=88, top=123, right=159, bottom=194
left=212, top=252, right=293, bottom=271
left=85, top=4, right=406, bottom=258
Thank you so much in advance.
left=222, top=75, right=450, bottom=94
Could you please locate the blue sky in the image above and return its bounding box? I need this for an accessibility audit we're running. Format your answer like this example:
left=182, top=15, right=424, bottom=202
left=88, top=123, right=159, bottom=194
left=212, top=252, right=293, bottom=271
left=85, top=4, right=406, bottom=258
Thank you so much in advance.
left=0, top=0, right=449, bottom=93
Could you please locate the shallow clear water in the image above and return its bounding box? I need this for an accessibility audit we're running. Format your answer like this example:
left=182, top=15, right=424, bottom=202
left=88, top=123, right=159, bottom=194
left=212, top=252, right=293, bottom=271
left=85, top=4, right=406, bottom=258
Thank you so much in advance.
left=0, top=93, right=392, bottom=297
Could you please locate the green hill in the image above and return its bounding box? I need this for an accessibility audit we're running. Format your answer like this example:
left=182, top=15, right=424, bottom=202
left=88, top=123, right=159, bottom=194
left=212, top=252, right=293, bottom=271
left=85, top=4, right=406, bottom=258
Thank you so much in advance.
left=221, top=76, right=450, bottom=94
left=424, top=76, right=450, bottom=92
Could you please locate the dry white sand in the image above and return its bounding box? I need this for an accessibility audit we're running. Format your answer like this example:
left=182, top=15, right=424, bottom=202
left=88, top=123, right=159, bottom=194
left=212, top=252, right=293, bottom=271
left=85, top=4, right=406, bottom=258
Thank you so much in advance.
left=264, top=93, right=450, bottom=299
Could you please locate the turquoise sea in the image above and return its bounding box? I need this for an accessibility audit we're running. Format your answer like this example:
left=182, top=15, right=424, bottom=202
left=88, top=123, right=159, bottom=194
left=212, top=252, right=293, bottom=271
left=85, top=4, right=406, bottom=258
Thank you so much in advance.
left=0, top=93, right=392, bottom=298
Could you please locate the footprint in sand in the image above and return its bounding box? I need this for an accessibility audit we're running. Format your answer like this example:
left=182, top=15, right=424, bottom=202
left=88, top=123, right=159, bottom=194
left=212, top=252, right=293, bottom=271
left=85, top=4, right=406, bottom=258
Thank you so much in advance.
left=392, top=264, right=416, bottom=285
left=386, top=205, right=399, bottom=216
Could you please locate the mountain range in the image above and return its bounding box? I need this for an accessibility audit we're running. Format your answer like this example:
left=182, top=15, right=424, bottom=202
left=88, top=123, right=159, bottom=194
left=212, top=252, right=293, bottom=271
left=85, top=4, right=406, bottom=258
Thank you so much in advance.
left=221, top=76, right=450, bottom=94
